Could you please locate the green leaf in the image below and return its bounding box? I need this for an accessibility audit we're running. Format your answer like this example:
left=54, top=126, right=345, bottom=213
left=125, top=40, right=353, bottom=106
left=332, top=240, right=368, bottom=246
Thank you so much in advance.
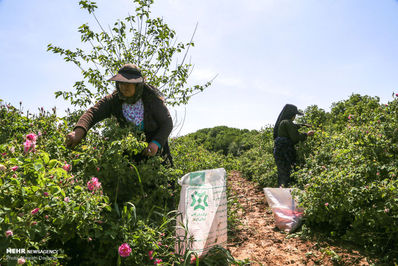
left=48, top=159, right=60, bottom=169
left=40, top=152, right=50, bottom=164
left=34, top=162, right=44, bottom=171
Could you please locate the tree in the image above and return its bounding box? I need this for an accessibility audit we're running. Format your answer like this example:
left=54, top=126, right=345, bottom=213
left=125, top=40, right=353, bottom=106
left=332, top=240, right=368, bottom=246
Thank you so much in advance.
left=48, top=0, right=213, bottom=109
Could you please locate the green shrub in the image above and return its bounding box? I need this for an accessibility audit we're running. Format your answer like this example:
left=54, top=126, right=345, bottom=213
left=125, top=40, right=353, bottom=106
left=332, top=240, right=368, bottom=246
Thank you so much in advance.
left=293, top=94, right=398, bottom=262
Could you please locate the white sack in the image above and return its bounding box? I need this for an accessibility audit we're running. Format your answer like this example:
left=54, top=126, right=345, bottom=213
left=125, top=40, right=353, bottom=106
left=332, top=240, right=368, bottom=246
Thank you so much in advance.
left=263, top=188, right=303, bottom=233
left=175, top=168, right=228, bottom=257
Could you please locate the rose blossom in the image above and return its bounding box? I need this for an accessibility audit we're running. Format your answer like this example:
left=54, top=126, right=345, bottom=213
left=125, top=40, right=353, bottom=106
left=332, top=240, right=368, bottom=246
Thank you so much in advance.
left=26, top=133, right=37, bottom=142
left=325, top=203, right=329, bottom=207
left=24, top=140, right=35, bottom=153
left=87, top=177, right=101, bottom=191
left=118, top=243, right=132, bottom=257
left=17, top=257, right=26, bottom=264
left=148, top=250, right=154, bottom=260
left=154, top=258, right=163, bottom=265
left=5, top=230, right=13, bottom=238
left=31, top=208, right=40, bottom=215
left=11, top=166, right=19, bottom=171
left=64, top=197, right=70, bottom=202
left=23, top=133, right=37, bottom=154
left=63, top=164, right=71, bottom=172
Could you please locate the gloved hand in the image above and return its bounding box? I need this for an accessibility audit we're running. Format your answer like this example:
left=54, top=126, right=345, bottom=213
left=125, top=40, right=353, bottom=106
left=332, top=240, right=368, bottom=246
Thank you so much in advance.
left=65, top=128, right=85, bottom=148
left=307, top=130, right=315, bottom=137
left=143, top=142, right=159, bottom=156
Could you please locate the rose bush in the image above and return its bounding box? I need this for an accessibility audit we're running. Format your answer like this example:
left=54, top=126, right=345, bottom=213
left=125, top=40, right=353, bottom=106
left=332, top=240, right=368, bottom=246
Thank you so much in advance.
left=293, top=94, right=398, bottom=262
left=0, top=102, right=244, bottom=265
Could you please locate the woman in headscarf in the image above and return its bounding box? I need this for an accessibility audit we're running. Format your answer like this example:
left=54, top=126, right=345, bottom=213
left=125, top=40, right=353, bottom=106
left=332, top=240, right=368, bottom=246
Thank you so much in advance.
left=273, top=104, right=314, bottom=187
left=65, top=64, right=173, bottom=166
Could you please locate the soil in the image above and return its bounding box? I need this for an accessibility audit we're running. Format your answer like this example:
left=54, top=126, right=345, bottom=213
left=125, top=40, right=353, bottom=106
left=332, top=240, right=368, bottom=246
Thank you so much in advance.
left=227, top=171, right=372, bottom=266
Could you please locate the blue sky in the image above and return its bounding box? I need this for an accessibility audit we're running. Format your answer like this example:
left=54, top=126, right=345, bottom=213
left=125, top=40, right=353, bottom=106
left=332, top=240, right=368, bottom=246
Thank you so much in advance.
left=1, top=0, right=398, bottom=136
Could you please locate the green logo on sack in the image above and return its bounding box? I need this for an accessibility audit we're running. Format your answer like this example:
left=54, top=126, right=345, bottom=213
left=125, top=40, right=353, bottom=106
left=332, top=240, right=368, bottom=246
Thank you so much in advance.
left=190, top=191, right=208, bottom=211
left=189, top=172, right=205, bottom=186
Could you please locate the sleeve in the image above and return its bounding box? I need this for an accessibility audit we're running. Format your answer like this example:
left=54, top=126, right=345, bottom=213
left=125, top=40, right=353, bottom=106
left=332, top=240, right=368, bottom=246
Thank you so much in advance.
left=286, top=121, right=307, bottom=144
left=150, top=98, right=173, bottom=147
left=73, top=94, right=114, bottom=134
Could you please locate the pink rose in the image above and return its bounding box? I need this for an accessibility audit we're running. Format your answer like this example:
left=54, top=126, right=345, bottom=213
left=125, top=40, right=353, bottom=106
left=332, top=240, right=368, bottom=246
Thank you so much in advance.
left=148, top=250, right=154, bottom=260
left=63, top=164, right=71, bottom=172
left=17, top=257, right=26, bottom=264
left=11, top=166, right=19, bottom=171
left=64, top=197, right=70, bottom=202
left=87, top=177, right=101, bottom=191
left=154, top=258, right=163, bottom=265
left=31, top=221, right=37, bottom=225
left=23, top=140, right=35, bottom=153
left=31, top=208, right=40, bottom=215
left=43, top=192, right=49, bottom=196
left=26, top=133, right=37, bottom=142
left=118, top=243, right=132, bottom=257
left=325, top=203, right=329, bottom=207
left=5, top=230, right=13, bottom=238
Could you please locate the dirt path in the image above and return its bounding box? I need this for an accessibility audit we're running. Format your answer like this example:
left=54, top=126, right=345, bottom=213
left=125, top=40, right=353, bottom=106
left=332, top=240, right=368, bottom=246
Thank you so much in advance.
left=227, top=171, right=370, bottom=265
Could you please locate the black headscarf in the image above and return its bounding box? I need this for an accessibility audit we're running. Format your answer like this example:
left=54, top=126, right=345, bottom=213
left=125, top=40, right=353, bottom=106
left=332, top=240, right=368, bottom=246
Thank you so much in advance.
left=273, top=104, right=303, bottom=139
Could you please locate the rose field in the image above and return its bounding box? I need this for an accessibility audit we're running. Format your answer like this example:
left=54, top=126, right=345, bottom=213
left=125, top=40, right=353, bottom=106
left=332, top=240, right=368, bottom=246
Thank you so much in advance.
left=1, top=93, right=397, bottom=265
left=1, top=0, right=398, bottom=264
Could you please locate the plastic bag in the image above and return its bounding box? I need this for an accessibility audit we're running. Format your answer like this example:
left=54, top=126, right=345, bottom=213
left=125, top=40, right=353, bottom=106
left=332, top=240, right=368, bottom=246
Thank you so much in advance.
left=175, top=168, right=228, bottom=257
left=263, top=188, right=303, bottom=233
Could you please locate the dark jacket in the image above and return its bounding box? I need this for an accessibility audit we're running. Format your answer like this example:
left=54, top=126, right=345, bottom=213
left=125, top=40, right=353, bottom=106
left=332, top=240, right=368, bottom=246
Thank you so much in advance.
left=273, top=104, right=303, bottom=140
left=277, top=120, right=307, bottom=145
left=273, top=104, right=307, bottom=167
left=74, top=84, right=173, bottom=150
